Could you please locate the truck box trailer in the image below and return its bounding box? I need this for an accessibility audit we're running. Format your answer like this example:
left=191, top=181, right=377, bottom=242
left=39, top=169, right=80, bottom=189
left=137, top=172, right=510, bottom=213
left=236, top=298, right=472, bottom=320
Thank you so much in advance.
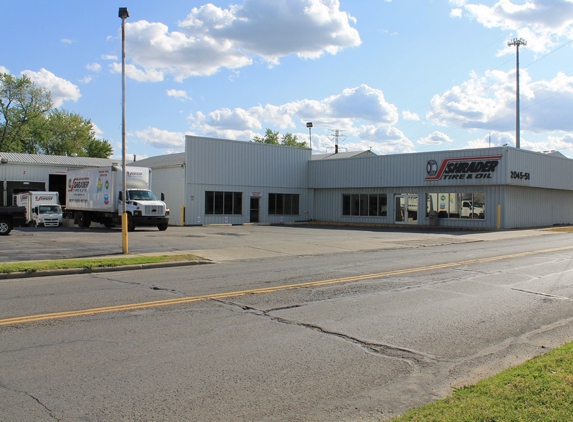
left=66, top=166, right=169, bottom=231
left=13, top=191, right=63, bottom=227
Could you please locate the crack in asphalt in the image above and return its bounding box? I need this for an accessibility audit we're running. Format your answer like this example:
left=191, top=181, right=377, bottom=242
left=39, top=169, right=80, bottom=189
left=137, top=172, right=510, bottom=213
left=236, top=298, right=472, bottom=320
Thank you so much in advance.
left=91, top=275, right=185, bottom=296
left=215, top=299, right=438, bottom=365
left=510, top=288, right=572, bottom=301
left=0, top=382, right=59, bottom=420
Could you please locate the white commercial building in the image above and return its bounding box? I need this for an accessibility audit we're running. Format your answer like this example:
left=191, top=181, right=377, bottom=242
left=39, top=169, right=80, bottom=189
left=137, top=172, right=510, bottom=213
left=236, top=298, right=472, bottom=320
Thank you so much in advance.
left=132, top=135, right=573, bottom=230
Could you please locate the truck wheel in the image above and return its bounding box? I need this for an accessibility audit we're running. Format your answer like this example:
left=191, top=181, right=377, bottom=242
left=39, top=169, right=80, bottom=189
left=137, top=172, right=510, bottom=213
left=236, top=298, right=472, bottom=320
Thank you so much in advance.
left=127, top=214, right=135, bottom=232
left=157, top=223, right=168, bottom=231
left=76, top=212, right=91, bottom=228
left=0, top=218, right=13, bottom=235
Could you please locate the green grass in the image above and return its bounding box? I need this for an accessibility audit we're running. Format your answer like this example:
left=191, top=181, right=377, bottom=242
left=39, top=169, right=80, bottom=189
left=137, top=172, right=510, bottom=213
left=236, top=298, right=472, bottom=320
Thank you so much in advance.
left=394, top=341, right=573, bottom=421
left=0, top=254, right=205, bottom=274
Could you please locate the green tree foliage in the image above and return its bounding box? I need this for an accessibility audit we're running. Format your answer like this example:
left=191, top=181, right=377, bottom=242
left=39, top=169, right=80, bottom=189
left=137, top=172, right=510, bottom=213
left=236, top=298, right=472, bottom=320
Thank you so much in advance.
left=0, top=73, right=51, bottom=152
left=0, top=73, right=113, bottom=158
left=252, top=128, right=307, bottom=148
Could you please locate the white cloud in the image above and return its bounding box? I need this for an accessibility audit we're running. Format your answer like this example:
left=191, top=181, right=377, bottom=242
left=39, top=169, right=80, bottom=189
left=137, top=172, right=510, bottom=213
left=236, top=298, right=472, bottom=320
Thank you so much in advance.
left=61, top=38, right=73, bottom=45
left=109, top=62, right=164, bottom=83
left=133, top=127, right=185, bottom=150
left=402, top=110, right=420, bottom=121
left=86, top=63, right=102, bottom=72
left=119, top=0, right=361, bottom=81
left=450, top=8, right=463, bottom=18
left=418, top=131, right=454, bottom=145
left=102, top=54, right=118, bottom=61
left=187, top=84, right=413, bottom=154
left=22, top=68, right=81, bottom=107
left=0, top=66, right=9, bottom=74
left=167, top=89, right=190, bottom=101
left=427, top=69, right=573, bottom=133
left=461, top=0, right=573, bottom=53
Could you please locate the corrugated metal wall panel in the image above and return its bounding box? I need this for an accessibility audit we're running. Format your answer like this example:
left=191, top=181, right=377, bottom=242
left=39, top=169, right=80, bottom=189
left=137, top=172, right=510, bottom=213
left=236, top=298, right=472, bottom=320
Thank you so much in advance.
left=310, top=147, right=509, bottom=189
left=186, top=136, right=310, bottom=188
left=148, top=167, right=184, bottom=226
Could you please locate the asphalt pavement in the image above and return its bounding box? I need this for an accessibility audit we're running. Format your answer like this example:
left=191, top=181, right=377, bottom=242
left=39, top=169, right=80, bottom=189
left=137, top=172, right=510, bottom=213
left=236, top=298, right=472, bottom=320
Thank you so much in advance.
left=1, top=223, right=556, bottom=265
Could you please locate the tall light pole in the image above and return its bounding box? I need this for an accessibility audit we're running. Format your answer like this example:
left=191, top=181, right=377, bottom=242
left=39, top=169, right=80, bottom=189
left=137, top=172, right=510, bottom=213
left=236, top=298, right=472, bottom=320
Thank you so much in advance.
left=306, top=122, right=313, bottom=150
left=119, top=7, right=129, bottom=254
left=507, top=38, right=526, bottom=149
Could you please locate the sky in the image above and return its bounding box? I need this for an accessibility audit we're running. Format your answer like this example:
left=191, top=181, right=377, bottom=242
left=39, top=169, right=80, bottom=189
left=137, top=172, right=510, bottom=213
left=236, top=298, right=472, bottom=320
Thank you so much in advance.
left=2, top=0, right=573, bottom=160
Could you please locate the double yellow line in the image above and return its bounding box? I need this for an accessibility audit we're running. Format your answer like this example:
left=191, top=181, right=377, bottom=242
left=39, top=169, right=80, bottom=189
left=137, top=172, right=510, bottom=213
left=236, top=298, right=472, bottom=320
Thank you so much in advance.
left=1, top=246, right=571, bottom=327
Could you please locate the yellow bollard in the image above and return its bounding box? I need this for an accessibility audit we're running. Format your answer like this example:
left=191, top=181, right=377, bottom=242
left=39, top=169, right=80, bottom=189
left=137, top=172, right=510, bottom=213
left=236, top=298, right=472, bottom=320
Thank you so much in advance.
left=122, top=212, right=129, bottom=254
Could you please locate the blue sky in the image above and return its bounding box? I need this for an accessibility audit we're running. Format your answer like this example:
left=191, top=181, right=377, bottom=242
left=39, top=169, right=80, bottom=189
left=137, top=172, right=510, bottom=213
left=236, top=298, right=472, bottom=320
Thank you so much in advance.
left=2, top=0, right=573, bottom=159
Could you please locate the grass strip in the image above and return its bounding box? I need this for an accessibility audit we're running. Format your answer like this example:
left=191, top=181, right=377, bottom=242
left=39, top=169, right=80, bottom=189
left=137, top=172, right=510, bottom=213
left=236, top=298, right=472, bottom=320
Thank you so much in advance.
left=0, top=254, right=204, bottom=274
left=394, top=341, right=573, bottom=421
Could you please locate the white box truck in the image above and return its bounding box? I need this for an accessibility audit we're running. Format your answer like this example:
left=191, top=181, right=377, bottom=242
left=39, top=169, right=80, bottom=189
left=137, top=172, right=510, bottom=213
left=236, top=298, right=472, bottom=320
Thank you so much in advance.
left=66, top=166, right=169, bottom=231
left=13, top=191, right=63, bottom=227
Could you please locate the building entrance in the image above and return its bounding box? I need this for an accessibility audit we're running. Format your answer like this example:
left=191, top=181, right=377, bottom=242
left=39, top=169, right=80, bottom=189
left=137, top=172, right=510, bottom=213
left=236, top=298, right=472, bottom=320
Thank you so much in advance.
left=395, top=194, right=418, bottom=224
left=250, top=197, right=260, bottom=223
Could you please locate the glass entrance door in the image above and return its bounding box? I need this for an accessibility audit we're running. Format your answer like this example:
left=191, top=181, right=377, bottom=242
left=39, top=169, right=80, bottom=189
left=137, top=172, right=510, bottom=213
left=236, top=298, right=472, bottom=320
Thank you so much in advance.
left=395, top=194, right=418, bottom=224
left=250, top=197, right=260, bottom=223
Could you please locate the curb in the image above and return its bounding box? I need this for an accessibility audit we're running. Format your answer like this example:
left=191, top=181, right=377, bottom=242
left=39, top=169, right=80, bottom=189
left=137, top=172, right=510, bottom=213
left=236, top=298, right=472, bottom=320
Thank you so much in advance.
left=0, top=259, right=212, bottom=280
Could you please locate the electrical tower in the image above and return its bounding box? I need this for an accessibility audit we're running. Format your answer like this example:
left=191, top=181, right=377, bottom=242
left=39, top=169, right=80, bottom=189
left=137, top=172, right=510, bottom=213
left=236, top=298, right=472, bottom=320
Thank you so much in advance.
left=507, top=38, right=526, bottom=149
left=329, top=129, right=346, bottom=154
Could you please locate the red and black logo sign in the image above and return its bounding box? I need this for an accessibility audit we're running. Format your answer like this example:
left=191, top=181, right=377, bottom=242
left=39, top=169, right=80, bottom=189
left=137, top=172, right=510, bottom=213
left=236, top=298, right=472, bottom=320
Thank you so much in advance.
left=425, top=155, right=502, bottom=181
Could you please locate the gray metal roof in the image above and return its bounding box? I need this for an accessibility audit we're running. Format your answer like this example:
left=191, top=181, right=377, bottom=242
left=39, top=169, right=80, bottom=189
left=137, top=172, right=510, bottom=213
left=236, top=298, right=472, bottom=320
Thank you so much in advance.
left=128, top=152, right=185, bottom=168
left=311, top=150, right=377, bottom=160
left=0, top=152, right=114, bottom=167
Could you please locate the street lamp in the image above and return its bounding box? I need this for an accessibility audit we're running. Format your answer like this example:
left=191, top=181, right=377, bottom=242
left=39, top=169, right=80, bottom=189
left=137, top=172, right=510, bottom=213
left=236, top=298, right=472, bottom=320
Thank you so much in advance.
left=306, top=122, right=313, bottom=150
left=119, top=7, right=129, bottom=253
left=507, top=38, right=526, bottom=149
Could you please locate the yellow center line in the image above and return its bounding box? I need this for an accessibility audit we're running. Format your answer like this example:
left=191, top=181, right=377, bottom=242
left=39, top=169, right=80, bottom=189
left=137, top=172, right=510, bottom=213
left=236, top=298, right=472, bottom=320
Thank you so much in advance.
left=1, top=246, right=572, bottom=327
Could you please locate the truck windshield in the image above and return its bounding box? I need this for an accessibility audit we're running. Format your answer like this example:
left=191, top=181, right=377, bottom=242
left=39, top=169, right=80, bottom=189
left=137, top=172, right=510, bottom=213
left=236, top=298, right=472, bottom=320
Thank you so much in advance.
left=129, top=190, right=157, bottom=201
left=39, top=205, right=62, bottom=214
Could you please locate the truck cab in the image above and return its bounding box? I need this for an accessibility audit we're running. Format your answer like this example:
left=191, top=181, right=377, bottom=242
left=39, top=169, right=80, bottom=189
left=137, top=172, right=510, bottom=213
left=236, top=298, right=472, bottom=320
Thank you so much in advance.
left=32, top=204, right=63, bottom=227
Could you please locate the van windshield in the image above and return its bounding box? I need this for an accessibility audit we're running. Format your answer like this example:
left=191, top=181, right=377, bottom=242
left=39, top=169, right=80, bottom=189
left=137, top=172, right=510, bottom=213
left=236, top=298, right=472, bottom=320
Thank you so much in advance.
left=129, top=190, right=157, bottom=201
left=39, top=205, right=62, bottom=214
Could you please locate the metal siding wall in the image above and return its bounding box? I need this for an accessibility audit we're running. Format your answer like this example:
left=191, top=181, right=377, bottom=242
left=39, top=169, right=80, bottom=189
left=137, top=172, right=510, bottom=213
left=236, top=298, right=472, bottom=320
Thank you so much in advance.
left=310, top=147, right=508, bottom=189
left=503, top=186, right=573, bottom=228
left=149, top=168, right=184, bottom=225
left=506, top=148, right=573, bottom=191
left=0, top=164, right=61, bottom=183
left=186, top=136, right=309, bottom=188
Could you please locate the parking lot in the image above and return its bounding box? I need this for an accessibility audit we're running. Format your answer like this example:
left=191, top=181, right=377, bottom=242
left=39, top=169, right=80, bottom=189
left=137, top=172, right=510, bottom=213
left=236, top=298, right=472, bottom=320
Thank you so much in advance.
left=0, top=223, right=551, bottom=263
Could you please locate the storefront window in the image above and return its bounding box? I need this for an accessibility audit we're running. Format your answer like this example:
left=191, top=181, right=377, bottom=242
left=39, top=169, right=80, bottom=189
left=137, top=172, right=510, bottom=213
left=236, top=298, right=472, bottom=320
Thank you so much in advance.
left=426, top=193, right=485, bottom=219
left=205, top=191, right=243, bottom=215
left=269, top=193, right=300, bottom=215
left=342, top=194, right=387, bottom=217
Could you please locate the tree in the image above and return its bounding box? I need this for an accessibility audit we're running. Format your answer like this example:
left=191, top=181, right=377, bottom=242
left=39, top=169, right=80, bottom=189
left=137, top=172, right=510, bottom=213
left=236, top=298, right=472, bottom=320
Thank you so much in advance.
left=34, top=109, right=113, bottom=158
left=0, top=73, right=113, bottom=158
left=0, top=73, right=52, bottom=152
left=252, top=128, right=280, bottom=145
left=281, top=132, right=307, bottom=148
left=252, top=128, right=307, bottom=148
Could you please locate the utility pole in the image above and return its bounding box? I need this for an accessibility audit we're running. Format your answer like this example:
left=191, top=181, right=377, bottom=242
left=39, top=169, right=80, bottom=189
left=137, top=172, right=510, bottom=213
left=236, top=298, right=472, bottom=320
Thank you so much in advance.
left=329, top=129, right=346, bottom=154
left=119, top=7, right=129, bottom=253
left=507, top=38, right=526, bottom=149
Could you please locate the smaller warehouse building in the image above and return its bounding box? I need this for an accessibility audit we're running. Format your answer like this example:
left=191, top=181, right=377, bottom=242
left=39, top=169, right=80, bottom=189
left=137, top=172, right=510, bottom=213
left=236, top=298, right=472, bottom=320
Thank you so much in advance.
left=137, top=136, right=573, bottom=230
left=0, top=153, right=112, bottom=207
